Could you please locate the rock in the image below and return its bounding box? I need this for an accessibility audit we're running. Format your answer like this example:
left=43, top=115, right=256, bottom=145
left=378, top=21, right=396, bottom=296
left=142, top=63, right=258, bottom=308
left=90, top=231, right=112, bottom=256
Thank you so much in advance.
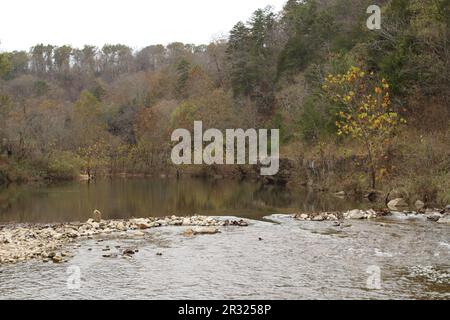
left=192, top=227, right=220, bottom=235
left=231, top=219, right=249, bottom=227
left=132, top=219, right=152, bottom=230
left=93, top=210, right=102, bottom=223
left=415, top=200, right=425, bottom=210
left=122, top=248, right=135, bottom=256
left=52, top=254, right=63, bottom=263
left=53, top=233, right=63, bottom=240
left=116, top=222, right=127, bottom=231
left=426, top=213, right=442, bottom=222
left=444, top=205, right=450, bottom=213
left=182, top=218, right=192, bottom=226
left=346, top=209, right=367, bottom=220
left=102, top=253, right=112, bottom=258
left=366, top=209, right=378, bottom=219
left=91, top=222, right=100, bottom=230
left=388, top=198, right=409, bottom=211
left=312, top=214, right=325, bottom=222
left=437, top=216, right=450, bottom=225
left=327, top=214, right=338, bottom=221
left=294, top=214, right=309, bottom=221
left=155, top=220, right=167, bottom=226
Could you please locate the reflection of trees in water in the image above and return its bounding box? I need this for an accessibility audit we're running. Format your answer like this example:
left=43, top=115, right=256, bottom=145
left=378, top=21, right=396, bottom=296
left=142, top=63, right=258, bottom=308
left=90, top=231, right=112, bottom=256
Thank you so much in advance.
left=0, top=178, right=367, bottom=223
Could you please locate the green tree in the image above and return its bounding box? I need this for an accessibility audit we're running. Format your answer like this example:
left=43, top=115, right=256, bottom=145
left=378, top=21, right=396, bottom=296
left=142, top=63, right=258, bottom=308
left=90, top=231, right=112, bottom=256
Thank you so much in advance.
left=0, top=53, right=11, bottom=78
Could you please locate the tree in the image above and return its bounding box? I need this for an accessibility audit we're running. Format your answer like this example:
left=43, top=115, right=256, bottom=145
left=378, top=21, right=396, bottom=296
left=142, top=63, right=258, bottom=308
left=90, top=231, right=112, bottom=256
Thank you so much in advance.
left=72, top=91, right=109, bottom=177
left=175, top=59, right=192, bottom=98
left=8, top=51, right=29, bottom=78
left=54, top=45, right=73, bottom=74
left=0, top=53, right=11, bottom=78
left=227, top=7, right=279, bottom=113
left=323, top=66, right=406, bottom=188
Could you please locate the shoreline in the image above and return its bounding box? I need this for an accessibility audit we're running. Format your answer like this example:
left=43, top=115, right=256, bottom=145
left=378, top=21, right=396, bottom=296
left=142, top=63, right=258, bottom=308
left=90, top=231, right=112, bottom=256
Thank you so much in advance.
left=0, top=215, right=249, bottom=265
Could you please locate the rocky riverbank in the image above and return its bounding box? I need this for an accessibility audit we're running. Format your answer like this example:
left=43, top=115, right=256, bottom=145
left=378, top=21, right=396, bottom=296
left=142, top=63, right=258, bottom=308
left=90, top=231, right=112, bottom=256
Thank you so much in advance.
left=0, top=215, right=249, bottom=265
left=293, top=207, right=450, bottom=224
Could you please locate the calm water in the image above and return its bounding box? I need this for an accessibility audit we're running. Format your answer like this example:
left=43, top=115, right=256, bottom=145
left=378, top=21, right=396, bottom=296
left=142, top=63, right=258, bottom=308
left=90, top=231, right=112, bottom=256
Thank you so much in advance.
left=0, top=178, right=448, bottom=300
left=0, top=178, right=366, bottom=224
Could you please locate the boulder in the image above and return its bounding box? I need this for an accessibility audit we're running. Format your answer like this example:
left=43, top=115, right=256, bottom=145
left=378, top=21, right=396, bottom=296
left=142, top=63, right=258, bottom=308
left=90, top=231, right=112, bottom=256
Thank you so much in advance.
left=388, top=198, right=409, bottom=211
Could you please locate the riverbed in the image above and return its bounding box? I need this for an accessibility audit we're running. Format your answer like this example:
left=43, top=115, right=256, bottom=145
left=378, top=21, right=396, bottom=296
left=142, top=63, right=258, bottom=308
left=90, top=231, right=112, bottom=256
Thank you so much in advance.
left=0, top=215, right=448, bottom=300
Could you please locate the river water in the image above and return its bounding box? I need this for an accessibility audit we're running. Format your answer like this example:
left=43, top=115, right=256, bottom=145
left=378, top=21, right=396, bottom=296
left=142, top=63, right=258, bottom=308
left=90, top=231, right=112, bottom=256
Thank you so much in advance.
left=0, top=179, right=449, bottom=299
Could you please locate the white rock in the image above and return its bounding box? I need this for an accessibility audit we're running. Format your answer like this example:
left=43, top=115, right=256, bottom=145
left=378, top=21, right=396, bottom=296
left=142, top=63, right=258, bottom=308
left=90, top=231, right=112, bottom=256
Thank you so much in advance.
left=346, top=209, right=367, bottom=220
left=312, top=215, right=325, bottom=221
left=327, top=214, right=338, bottom=221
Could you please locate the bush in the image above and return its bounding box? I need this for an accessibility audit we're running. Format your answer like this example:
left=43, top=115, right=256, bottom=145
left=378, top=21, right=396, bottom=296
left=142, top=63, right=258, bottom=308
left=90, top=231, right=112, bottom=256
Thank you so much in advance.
left=46, top=152, right=82, bottom=180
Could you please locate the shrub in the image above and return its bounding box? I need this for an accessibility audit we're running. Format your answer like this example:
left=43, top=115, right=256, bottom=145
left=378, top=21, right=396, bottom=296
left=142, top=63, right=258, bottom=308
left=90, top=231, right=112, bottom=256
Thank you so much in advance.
left=46, top=151, right=82, bottom=180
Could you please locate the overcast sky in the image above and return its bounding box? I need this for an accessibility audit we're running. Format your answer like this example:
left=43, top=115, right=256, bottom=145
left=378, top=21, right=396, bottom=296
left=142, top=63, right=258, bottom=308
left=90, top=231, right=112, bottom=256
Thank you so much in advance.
left=0, top=0, right=287, bottom=51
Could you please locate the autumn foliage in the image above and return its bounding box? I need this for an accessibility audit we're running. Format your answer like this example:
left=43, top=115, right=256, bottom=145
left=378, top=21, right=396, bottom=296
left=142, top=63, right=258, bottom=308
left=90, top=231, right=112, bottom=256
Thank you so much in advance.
left=323, top=67, right=406, bottom=188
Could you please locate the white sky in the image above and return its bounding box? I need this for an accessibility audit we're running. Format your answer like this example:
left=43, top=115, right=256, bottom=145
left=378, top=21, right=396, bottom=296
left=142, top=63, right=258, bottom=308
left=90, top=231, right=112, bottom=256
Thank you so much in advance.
left=0, top=0, right=287, bottom=52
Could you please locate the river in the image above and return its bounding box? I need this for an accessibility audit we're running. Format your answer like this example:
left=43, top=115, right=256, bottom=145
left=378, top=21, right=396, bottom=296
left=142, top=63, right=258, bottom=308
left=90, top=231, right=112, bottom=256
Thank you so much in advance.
left=0, top=178, right=449, bottom=299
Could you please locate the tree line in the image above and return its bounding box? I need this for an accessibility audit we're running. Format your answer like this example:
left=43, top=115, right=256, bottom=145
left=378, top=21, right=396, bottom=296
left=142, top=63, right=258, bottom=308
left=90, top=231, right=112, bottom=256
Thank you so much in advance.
left=0, top=0, right=449, bottom=199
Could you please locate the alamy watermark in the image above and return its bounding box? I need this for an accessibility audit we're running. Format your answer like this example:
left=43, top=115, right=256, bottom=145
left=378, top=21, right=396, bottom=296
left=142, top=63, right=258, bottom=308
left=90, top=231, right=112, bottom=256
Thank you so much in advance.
left=67, top=265, right=81, bottom=290
left=366, top=265, right=382, bottom=290
left=367, top=5, right=381, bottom=30
left=171, top=121, right=280, bottom=176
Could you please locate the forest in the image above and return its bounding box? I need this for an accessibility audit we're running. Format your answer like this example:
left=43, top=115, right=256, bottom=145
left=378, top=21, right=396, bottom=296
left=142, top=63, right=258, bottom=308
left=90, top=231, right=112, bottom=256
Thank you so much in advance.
left=0, top=0, right=449, bottom=204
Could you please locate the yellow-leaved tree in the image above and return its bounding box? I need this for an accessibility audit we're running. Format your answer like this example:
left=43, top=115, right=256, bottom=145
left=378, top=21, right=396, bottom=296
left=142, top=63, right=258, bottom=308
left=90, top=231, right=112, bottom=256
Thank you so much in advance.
left=322, top=66, right=406, bottom=189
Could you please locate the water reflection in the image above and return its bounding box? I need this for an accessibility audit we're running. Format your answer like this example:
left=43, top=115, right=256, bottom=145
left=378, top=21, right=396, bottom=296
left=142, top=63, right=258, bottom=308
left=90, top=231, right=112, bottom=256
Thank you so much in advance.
left=0, top=178, right=366, bottom=224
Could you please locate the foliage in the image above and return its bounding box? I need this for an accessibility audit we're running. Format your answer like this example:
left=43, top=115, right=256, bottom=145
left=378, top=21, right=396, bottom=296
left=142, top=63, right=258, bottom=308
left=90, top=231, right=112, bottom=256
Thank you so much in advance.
left=323, top=66, right=406, bottom=188
left=47, top=151, right=82, bottom=180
